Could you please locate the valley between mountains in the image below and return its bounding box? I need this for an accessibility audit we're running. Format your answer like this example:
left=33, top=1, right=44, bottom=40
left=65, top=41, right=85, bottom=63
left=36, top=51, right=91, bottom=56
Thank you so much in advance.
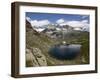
left=26, top=20, right=89, bottom=67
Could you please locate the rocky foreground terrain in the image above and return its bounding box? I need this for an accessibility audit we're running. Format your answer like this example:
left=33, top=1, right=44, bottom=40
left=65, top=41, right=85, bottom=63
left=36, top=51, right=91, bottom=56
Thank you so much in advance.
left=26, top=20, right=89, bottom=67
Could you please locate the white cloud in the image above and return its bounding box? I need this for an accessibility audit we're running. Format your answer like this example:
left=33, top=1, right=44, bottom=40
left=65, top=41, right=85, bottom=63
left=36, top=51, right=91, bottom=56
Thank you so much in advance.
left=59, top=20, right=89, bottom=27
left=67, top=21, right=83, bottom=27
left=82, top=15, right=88, bottom=19
left=30, top=20, right=50, bottom=27
left=56, top=18, right=65, bottom=24
left=26, top=17, right=50, bottom=27
left=59, top=20, right=89, bottom=31
left=67, top=20, right=89, bottom=31
left=66, top=20, right=87, bottom=27
left=26, top=17, right=31, bottom=22
left=81, top=20, right=88, bottom=23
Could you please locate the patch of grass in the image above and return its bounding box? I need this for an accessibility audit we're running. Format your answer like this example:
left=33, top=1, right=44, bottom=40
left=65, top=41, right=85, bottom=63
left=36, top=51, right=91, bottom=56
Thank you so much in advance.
left=26, top=60, right=33, bottom=67
left=47, top=59, right=53, bottom=66
left=81, top=40, right=89, bottom=64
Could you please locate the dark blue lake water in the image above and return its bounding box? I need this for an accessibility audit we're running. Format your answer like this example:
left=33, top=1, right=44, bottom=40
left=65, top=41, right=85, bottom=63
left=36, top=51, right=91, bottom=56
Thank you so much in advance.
left=49, top=44, right=81, bottom=60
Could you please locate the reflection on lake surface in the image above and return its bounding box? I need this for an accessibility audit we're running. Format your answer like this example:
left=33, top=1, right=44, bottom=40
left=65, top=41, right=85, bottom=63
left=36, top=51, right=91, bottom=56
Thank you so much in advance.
left=49, top=44, right=82, bottom=60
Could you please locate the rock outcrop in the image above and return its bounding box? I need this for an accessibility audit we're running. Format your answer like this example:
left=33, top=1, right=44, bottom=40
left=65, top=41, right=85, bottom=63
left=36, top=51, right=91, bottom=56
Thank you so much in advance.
left=26, top=48, right=47, bottom=67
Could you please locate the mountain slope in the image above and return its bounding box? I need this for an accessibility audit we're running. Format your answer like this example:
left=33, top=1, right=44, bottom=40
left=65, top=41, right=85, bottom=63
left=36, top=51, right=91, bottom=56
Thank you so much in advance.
left=26, top=20, right=89, bottom=67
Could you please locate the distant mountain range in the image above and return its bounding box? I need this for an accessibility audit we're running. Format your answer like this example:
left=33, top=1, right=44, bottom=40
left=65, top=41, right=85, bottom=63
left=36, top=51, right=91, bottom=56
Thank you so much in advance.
left=26, top=19, right=89, bottom=39
left=27, top=19, right=89, bottom=33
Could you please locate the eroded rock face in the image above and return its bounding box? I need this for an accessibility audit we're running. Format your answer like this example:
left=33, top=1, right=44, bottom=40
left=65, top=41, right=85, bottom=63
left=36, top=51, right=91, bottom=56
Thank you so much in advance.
left=32, top=48, right=47, bottom=66
left=26, top=48, right=47, bottom=67
left=26, top=49, right=39, bottom=67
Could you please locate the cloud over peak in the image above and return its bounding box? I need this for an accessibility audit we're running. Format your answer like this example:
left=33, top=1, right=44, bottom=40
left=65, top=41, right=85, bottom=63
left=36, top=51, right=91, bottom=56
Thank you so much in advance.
left=56, top=18, right=65, bottom=24
left=66, top=20, right=89, bottom=28
left=31, top=20, right=50, bottom=27
left=26, top=17, right=50, bottom=27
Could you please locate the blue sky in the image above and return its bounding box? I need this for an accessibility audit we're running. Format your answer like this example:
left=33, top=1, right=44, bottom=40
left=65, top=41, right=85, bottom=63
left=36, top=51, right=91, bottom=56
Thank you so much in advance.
left=26, top=12, right=90, bottom=24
